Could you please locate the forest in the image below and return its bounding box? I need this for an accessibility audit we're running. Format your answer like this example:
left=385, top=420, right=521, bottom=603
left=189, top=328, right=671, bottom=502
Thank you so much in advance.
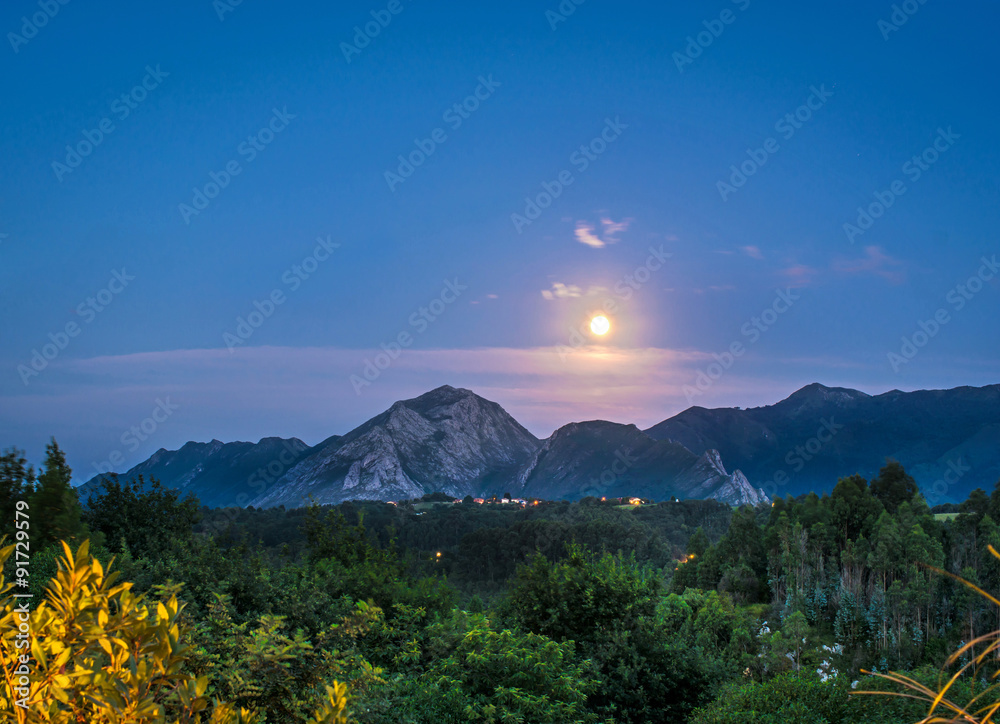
left=3, top=439, right=1000, bottom=723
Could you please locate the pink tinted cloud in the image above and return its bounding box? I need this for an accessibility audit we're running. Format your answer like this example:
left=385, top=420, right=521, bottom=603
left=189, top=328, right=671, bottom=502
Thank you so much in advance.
left=41, top=345, right=719, bottom=442
left=833, top=246, right=906, bottom=284
left=541, top=282, right=583, bottom=300
left=779, top=264, right=820, bottom=288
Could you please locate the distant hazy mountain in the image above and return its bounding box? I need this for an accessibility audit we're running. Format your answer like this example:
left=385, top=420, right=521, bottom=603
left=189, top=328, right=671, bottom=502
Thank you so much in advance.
left=250, top=385, right=541, bottom=507
left=79, top=436, right=318, bottom=508
left=513, top=420, right=766, bottom=506
left=645, top=383, right=1000, bottom=503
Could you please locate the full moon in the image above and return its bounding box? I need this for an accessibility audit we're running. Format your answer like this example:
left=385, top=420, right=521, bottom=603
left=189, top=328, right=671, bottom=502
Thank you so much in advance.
left=590, top=315, right=611, bottom=336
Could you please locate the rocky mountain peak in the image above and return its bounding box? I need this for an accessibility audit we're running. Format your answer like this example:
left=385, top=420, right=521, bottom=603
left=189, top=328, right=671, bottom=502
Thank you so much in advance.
left=700, top=449, right=727, bottom=474
left=781, top=383, right=870, bottom=410
left=250, top=386, right=540, bottom=507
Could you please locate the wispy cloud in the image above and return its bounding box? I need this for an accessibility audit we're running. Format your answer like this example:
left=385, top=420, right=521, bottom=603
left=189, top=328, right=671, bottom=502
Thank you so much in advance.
left=23, top=345, right=770, bottom=444
left=692, top=285, right=737, bottom=294
left=740, top=245, right=764, bottom=260
left=574, top=216, right=632, bottom=248
left=600, top=216, right=631, bottom=241
left=833, top=246, right=906, bottom=284
left=471, top=293, right=501, bottom=305
left=541, top=282, right=583, bottom=300
left=574, top=222, right=606, bottom=248
left=779, top=264, right=819, bottom=288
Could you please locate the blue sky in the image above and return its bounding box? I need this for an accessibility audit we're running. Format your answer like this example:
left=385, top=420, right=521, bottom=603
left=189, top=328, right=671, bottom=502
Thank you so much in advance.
left=1, top=0, right=998, bottom=480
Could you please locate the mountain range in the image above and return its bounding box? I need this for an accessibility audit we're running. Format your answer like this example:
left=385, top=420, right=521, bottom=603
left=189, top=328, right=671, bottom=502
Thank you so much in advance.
left=78, top=385, right=765, bottom=508
left=645, top=382, right=1000, bottom=505
left=78, top=383, right=1000, bottom=509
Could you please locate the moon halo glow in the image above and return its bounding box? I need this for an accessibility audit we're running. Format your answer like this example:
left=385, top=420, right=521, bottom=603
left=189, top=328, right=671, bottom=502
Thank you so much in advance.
left=590, top=315, right=611, bottom=336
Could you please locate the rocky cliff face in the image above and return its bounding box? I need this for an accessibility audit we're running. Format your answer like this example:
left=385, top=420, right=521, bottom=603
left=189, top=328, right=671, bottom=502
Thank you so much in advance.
left=250, top=386, right=541, bottom=507
left=672, top=450, right=767, bottom=507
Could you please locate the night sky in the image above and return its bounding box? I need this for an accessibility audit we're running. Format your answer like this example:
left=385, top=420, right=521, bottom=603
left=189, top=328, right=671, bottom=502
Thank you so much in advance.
left=1, top=0, right=997, bottom=481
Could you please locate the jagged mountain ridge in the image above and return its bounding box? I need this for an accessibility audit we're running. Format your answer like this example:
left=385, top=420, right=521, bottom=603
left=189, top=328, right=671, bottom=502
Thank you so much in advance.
left=514, top=421, right=765, bottom=505
left=82, top=385, right=765, bottom=509
left=83, top=382, right=997, bottom=509
left=251, top=385, right=541, bottom=507
left=645, top=383, right=1000, bottom=502
left=78, top=436, right=318, bottom=508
